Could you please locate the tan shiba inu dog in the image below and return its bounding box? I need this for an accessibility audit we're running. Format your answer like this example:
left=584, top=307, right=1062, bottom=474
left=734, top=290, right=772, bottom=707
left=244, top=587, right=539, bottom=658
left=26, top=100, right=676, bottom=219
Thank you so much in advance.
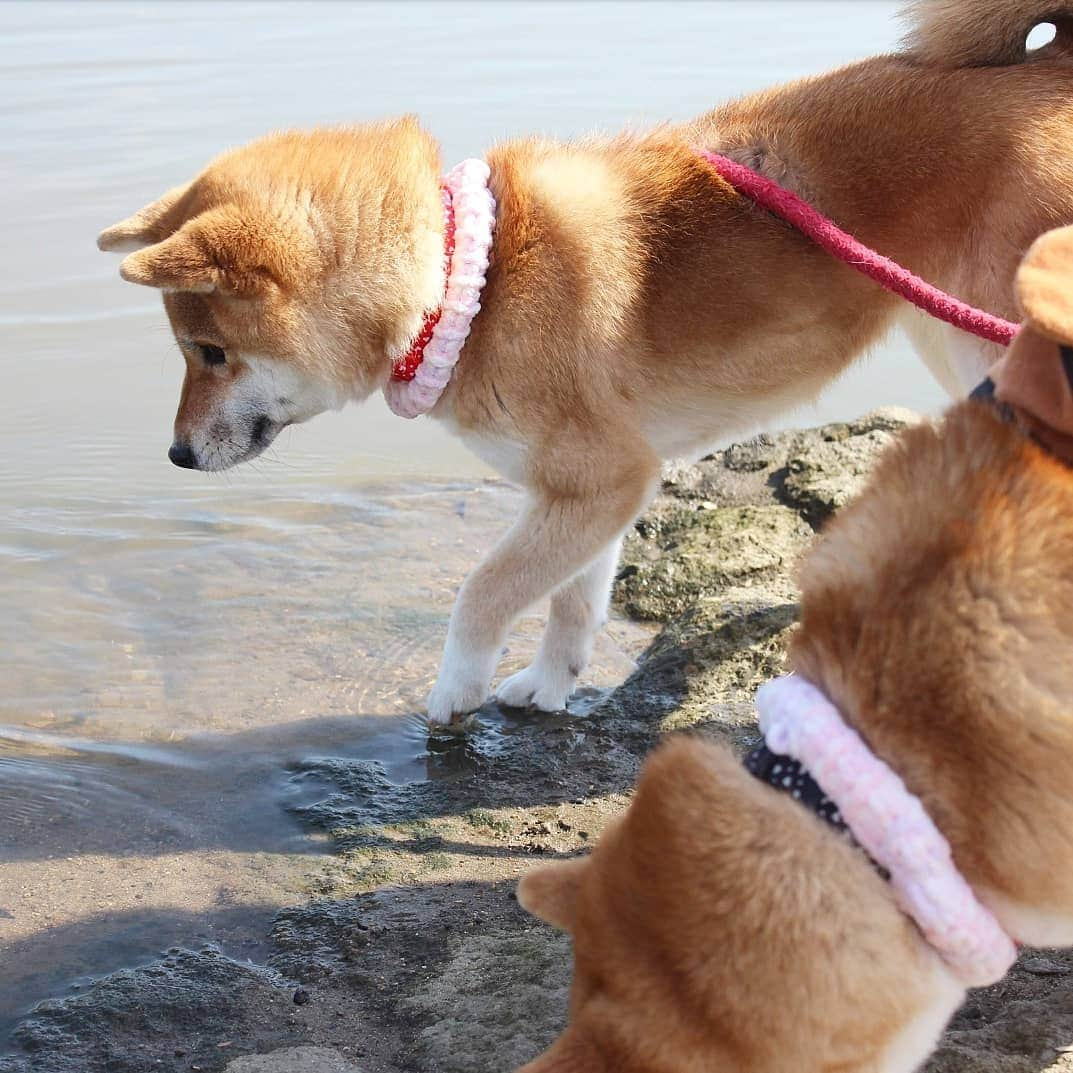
left=99, top=0, right=1073, bottom=724
left=515, top=225, right=1073, bottom=1073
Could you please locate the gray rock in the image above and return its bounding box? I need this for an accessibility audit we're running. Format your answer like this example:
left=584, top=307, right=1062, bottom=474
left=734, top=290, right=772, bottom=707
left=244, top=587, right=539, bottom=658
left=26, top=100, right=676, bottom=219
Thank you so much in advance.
left=780, top=426, right=904, bottom=527
left=403, top=926, right=571, bottom=1073
left=620, top=409, right=917, bottom=621
left=288, top=757, right=450, bottom=841
left=927, top=947, right=1073, bottom=1072
left=618, top=505, right=811, bottom=622
left=226, top=1047, right=361, bottom=1073
left=5, top=948, right=301, bottom=1073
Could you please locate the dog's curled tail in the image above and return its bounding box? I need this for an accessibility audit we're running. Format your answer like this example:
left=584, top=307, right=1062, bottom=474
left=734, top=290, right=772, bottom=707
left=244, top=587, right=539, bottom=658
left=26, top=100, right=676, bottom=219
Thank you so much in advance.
left=901, top=0, right=1073, bottom=66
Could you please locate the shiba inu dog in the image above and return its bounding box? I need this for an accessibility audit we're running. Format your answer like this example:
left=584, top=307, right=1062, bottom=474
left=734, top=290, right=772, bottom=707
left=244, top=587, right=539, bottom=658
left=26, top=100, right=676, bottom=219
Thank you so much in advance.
left=515, top=225, right=1073, bottom=1073
left=99, top=0, right=1073, bottom=724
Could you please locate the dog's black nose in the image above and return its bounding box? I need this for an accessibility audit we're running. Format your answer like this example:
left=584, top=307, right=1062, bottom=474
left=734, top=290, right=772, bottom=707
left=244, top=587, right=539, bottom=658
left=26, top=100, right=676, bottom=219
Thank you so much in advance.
left=168, top=441, right=197, bottom=469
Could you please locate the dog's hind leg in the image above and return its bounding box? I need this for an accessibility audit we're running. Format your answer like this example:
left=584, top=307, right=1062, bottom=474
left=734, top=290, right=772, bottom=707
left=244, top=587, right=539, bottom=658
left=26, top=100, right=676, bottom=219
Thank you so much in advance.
left=900, top=308, right=1005, bottom=396
left=426, top=450, right=658, bottom=726
left=495, top=536, right=623, bottom=713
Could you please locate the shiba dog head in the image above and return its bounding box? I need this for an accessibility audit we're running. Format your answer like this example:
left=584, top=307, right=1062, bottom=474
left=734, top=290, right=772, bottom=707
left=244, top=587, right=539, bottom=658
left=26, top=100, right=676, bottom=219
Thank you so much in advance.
left=98, top=119, right=444, bottom=469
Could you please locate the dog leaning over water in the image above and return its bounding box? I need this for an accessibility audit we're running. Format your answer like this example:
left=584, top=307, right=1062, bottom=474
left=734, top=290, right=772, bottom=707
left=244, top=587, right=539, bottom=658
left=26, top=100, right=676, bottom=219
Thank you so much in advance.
left=99, top=0, right=1073, bottom=725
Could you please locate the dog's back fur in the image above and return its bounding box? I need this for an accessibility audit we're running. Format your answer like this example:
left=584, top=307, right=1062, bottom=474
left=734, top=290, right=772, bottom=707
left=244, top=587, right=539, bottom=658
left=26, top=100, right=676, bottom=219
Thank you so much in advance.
left=522, top=738, right=951, bottom=1073
left=794, top=404, right=1073, bottom=935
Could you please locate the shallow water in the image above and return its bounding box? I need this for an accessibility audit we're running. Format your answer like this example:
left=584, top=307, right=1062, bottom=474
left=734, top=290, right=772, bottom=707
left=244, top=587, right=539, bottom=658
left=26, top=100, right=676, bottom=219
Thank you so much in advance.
left=0, top=0, right=943, bottom=1046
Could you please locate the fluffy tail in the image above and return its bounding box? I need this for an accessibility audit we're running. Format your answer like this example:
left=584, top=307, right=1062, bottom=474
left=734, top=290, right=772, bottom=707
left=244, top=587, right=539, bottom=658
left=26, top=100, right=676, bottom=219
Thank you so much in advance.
left=901, top=0, right=1073, bottom=66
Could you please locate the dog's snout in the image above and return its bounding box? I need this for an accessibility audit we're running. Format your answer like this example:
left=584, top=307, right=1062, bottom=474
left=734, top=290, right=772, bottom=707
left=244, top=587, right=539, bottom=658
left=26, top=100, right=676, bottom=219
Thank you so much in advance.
left=168, top=440, right=197, bottom=469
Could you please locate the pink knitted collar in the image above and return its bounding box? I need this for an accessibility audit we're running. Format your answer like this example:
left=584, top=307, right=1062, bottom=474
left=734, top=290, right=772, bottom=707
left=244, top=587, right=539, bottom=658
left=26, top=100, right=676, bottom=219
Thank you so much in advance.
left=383, top=159, right=496, bottom=420
left=700, top=152, right=1020, bottom=348
left=756, top=675, right=1018, bottom=988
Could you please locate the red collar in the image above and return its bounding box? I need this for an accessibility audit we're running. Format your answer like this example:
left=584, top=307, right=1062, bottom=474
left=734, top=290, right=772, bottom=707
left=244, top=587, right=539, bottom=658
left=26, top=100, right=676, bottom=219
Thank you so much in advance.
left=390, top=184, right=456, bottom=383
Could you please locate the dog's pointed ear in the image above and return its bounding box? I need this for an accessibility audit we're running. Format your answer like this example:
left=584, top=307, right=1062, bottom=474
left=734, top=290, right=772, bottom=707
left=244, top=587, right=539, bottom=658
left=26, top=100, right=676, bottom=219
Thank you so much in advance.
left=116, top=204, right=312, bottom=297
left=517, top=857, right=588, bottom=934
left=118, top=219, right=219, bottom=294
left=1018, top=224, right=1073, bottom=345
left=97, top=183, right=193, bottom=253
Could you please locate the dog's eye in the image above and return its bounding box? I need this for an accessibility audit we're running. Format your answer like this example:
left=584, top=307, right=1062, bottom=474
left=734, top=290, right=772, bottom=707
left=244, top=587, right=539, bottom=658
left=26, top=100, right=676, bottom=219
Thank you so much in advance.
left=199, top=344, right=226, bottom=366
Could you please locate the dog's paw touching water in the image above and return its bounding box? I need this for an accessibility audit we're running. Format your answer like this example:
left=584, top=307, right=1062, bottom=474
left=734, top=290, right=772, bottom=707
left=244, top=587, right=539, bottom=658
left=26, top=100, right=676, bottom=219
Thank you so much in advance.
left=426, top=678, right=493, bottom=728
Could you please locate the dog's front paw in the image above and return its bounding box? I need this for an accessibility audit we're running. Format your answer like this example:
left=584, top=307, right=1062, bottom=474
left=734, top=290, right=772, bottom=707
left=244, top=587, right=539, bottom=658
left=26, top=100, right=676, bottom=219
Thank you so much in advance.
left=426, top=675, right=490, bottom=729
left=496, top=662, right=575, bottom=713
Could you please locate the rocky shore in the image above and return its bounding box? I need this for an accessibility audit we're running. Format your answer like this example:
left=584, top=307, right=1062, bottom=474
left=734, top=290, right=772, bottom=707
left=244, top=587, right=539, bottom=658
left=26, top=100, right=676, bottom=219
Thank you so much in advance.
left=3, top=410, right=1072, bottom=1073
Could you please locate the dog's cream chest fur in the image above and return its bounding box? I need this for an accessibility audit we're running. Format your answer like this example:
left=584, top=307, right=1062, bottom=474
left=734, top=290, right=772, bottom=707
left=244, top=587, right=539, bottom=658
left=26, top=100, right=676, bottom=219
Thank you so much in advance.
left=441, top=417, right=529, bottom=485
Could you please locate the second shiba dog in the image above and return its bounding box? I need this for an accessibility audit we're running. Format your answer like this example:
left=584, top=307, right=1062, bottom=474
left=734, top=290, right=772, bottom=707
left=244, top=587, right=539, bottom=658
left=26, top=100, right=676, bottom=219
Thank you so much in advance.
left=516, top=224, right=1073, bottom=1073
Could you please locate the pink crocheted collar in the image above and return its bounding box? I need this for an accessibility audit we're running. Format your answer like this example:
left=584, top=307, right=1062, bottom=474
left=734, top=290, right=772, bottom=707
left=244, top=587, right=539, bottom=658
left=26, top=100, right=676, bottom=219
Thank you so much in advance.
left=383, top=159, right=496, bottom=420
left=755, top=675, right=1018, bottom=988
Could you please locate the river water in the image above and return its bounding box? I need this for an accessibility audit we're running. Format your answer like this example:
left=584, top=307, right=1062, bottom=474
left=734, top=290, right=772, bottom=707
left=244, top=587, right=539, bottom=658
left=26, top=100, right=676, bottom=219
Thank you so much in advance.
left=0, top=0, right=943, bottom=1047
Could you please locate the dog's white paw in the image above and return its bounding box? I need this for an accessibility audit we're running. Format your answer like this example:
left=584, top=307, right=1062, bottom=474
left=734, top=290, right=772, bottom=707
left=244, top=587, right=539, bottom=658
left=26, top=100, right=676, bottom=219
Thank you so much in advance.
left=426, top=675, right=490, bottom=728
left=496, top=663, right=576, bottom=713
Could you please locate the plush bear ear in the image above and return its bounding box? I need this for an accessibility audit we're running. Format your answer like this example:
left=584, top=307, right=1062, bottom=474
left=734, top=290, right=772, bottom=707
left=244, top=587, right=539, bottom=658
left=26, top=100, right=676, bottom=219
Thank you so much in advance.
left=992, top=225, right=1073, bottom=460
left=1018, top=224, right=1073, bottom=346
left=97, top=183, right=192, bottom=253
left=517, top=857, right=588, bottom=934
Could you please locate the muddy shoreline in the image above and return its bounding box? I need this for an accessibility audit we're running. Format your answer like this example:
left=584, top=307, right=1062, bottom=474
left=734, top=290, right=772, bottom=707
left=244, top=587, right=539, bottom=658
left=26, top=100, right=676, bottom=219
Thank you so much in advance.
left=4, top=410, right=1072, bottom=1073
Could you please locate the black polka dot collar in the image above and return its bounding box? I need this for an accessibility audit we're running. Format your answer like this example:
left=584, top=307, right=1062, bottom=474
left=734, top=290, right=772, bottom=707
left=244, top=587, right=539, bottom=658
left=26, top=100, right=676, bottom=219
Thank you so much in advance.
left=744, top=743, right=847, bottom=833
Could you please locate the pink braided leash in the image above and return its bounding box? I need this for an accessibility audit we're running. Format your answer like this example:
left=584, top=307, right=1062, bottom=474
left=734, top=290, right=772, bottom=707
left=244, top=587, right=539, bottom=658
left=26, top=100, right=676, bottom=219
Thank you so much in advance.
left=699, top=152, right=1020, bottom=348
